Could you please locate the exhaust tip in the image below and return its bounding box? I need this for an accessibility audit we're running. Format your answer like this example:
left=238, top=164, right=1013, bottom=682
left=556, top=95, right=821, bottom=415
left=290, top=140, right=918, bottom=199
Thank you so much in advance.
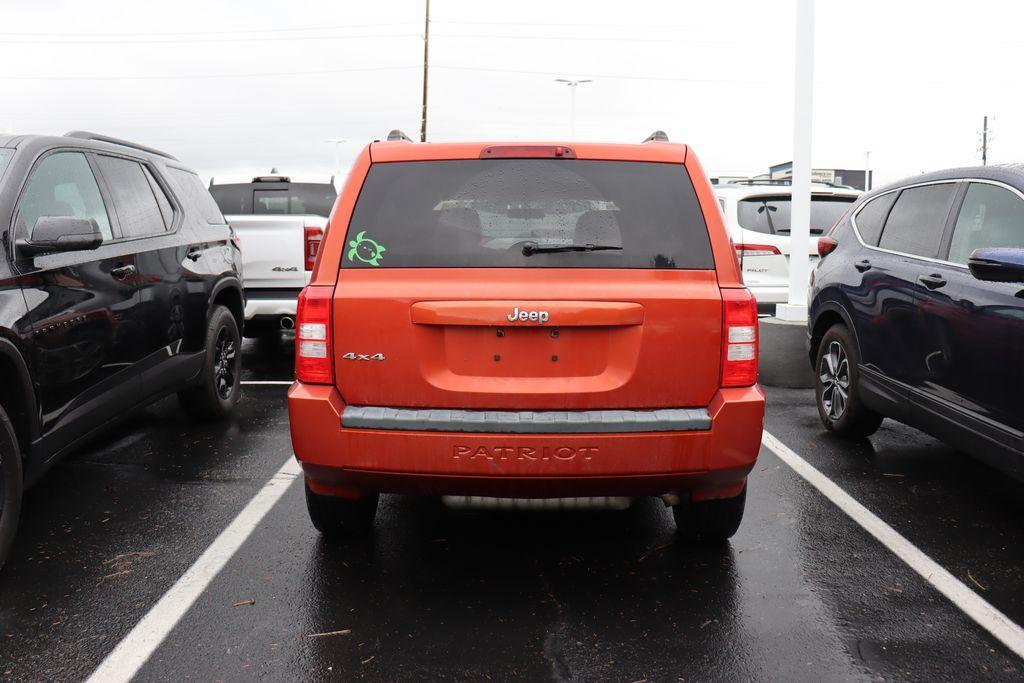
left=279, top=316, right=295, bottom=330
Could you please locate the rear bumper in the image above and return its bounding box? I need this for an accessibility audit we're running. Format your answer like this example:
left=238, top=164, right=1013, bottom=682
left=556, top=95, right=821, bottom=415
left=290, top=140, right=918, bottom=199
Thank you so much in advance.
left=243, top=288, right=303, bottom=320
left=288, top=383, right=765, bottom=500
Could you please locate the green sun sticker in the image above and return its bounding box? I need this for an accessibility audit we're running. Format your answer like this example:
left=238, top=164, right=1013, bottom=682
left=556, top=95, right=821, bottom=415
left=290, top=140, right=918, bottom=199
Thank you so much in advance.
left=347, top=231, right=386, bottom=266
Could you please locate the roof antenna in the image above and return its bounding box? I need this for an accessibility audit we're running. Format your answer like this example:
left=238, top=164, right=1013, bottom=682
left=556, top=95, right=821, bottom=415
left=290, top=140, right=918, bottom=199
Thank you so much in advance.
left=643, top=130, right=669, bottom=143
left=387, top=129, right=414, bottom=142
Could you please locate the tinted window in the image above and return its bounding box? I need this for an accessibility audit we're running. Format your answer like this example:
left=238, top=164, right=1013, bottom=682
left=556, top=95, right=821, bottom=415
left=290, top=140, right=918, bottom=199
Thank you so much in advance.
left=166, top=168, right=226, bottom=224
left=144, top=166, right=175, bottom=229
left=344, top=160, right=713, bottom=269
left=18, top=151, right=113, bottom=240
left=853, top=192, right=897, bottom=246
left=96, top=156, right=166, bottom=238
left=948, top=183, right=1024, bottom=264
left=877, top=183, right=956, bottom=258
left=210, top=182, right=336, bottom=217
left=736, top=195, right=857, bottom=235
left=0, top=149, right=13, bottom=180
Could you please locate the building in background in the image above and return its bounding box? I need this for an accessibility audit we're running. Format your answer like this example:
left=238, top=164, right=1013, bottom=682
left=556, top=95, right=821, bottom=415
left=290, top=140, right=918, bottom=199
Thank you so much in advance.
left=768, top=161, right=871, bottom=191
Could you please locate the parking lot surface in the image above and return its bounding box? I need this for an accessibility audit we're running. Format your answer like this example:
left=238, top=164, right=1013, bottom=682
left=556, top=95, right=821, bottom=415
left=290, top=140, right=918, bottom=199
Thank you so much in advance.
left=2, top=337, right=1023, bottom=681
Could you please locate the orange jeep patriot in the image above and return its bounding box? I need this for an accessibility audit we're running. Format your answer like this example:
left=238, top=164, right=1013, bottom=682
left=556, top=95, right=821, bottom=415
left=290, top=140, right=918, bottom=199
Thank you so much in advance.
left=288, top=131, right=765, bottom=540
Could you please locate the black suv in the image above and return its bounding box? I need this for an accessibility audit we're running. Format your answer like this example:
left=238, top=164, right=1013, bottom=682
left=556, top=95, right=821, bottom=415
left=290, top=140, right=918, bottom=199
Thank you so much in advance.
left=808, top=165, right=1024, bottom=477
left=0, top=132, right=244, bottom=569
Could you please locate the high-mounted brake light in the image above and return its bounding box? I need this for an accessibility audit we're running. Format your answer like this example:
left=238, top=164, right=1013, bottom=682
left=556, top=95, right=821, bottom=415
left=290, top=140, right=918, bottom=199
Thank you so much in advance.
left=734, top=243, right=782, bottom=257
left=817, top=236, right=839, bottom=257
left=304, top=227, right=324, bottom=271
left=721, top=289, right=758, bottom=387
left=295, top=286, right=333, bottom=384
left=479, top=145, right=576, bottom=159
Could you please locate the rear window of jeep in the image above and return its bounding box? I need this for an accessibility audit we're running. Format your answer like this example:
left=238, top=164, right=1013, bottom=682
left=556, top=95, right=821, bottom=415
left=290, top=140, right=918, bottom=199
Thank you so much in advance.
left=342, top=159, right=713, bottom=269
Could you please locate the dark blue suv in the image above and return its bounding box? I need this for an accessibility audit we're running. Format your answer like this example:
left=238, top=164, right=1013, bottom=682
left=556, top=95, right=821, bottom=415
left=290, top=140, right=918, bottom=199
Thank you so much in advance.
left=808, top=166, right=1024, bottom=477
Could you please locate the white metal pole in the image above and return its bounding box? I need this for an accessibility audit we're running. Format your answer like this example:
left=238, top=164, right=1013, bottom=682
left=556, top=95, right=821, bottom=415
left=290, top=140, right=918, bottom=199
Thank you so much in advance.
left=778, top=0, right=815, bottom=322
left=865, top=150, right=871, bottom=191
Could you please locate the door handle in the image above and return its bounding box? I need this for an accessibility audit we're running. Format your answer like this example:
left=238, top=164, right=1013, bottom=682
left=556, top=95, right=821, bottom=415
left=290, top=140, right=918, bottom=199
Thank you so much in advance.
left=854, top=259, right=872, bottom=272
left=918, top=273, right=947, bottom=290
left=111, top=264, right=137, bottom=280
left=186, top=246, right=203, bottom=262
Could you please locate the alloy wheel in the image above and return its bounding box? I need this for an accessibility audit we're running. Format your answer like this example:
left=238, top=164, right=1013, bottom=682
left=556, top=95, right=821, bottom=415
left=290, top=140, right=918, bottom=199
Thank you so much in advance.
left=214, top=327, right=238, bottom=400
left=819, top=340, right=850, bottom=421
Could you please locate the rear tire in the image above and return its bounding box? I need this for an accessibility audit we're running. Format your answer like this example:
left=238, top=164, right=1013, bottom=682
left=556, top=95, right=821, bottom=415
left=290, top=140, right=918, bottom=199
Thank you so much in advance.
left=0, top=405, right=24, bottom=573
left=673, top=485, right=746, bottom=541
left=305, top=483, right=378, bottom=536
left=814, top=324, right=883, bottom=439
left=179, top=305, right=242, bottom=420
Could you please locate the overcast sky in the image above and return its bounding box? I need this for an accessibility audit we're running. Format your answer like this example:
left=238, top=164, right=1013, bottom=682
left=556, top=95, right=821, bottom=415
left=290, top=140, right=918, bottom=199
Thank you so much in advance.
left=3, top=0, right=1022, bottom=185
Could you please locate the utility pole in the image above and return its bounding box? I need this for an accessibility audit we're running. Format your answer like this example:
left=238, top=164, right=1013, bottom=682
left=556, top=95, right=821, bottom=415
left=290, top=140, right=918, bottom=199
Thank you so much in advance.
left=864, top=150, right=871, bottom=191
left=554, top=78, right=592, bottom=139
left=981, top=115, right=988, bottom=166
left=420, top=0, right=430, bottom=142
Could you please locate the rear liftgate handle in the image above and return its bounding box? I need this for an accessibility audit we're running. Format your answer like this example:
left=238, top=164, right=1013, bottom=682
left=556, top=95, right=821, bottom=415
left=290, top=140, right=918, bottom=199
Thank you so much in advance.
left=854, top=259, right=872, bottom=272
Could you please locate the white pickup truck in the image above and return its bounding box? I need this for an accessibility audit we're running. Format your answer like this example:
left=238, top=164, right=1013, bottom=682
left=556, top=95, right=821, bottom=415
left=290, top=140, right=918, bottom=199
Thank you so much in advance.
left=209, top=173, right=337, bottom=337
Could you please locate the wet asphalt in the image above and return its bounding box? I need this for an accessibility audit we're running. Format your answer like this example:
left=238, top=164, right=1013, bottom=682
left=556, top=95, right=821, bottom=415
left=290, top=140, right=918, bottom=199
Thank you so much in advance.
left=1, top=336, right=1023, bottom=681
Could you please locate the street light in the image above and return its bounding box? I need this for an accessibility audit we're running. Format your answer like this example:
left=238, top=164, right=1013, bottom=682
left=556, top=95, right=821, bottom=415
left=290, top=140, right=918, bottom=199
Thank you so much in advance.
left=325, top=138, right=348, bottom=173
left=554, top=78, right=592, bottom=139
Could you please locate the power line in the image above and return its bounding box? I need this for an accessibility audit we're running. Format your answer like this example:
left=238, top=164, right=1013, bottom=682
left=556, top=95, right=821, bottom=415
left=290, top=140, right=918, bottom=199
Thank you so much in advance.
left=432, top=33, right=733, bottom=45
left=433, top=20, right=699, bottom=29
left=1, top=33, right=420, bottom=45
left=0, top=65, right=418, bottom=81
left=0, top=21, right=420, bottom=38
left=433, top=65, right=765, bottom=84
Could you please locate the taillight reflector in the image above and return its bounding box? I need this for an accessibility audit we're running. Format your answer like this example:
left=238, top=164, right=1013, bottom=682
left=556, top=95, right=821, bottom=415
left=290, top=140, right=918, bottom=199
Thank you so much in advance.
left=295, top=286, right=333, bottom=384
left=721, top=289, right=758, bottom=387
left=304, top=227, right=324, bottom=271
left=817, top=236, right=839, bottom=257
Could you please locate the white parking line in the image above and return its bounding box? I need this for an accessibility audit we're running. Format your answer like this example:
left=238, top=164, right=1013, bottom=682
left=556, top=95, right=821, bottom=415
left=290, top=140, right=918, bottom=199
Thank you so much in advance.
left=762, top=430, right=1024, bottom=660
left=86, top=457, right=302, bottom=683
left=241, top=380, right=293, bottom=385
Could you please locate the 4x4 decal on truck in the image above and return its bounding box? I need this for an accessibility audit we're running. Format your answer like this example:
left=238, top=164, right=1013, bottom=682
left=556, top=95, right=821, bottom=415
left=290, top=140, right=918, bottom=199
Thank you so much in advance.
left=347, top=231, right=386, bottom=266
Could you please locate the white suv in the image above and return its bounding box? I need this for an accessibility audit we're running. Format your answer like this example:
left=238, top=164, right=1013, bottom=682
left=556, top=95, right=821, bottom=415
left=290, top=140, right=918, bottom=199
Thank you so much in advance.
left=715, top=181, right=860, bottom=311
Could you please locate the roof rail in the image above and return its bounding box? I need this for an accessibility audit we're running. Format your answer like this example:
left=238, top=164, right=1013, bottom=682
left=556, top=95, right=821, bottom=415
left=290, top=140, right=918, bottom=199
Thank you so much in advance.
left=643, top=130, right=669, bottom=143
left=64, top=130, right=179, bottom=161
left=386, top=129, right=414, bottom=142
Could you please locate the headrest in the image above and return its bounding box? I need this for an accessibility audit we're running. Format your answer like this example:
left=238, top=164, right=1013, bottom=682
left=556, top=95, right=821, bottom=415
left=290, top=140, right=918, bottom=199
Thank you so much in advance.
left=574, top=210, right=622, bottom=247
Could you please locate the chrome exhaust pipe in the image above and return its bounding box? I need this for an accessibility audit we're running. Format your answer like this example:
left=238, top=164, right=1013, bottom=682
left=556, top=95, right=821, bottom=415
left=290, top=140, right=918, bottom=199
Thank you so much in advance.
left=279, top=316, right=295, bottom=330
left=442, top=496, right=632, bottom=511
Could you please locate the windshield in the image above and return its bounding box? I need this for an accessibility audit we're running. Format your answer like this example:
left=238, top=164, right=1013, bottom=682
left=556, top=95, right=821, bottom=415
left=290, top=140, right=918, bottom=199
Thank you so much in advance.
left=209, top=182, right=337, bottom=217
left=737, top=195, right=857, bottom=235
left=342, top=159, right=714, bottom=269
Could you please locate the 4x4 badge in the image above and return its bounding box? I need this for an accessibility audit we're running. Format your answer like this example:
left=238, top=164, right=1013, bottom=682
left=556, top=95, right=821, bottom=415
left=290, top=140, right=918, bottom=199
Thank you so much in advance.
left=347, top=231, right=386, bottom=266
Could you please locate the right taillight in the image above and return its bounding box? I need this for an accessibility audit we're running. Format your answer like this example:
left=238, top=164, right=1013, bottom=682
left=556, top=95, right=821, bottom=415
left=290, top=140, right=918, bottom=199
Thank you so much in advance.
left=304, top=227, right=324, bottom=271
left=817, top=236, right=838, bottom=257
left=721, top=288, right=758, bottom=387
left=295, top=286, right=333, bottom=384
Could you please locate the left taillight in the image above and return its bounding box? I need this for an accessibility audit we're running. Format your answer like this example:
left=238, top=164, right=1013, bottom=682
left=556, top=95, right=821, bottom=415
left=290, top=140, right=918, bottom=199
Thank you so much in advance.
left=734, top=243, right=782, bottom=257
left=304, top=227, right=324, bottom=271
left=295, top=286, right=333, bottom=384
left=721, top=288, right=758, bottom=388
left=817, top=236, right=838, bottom=257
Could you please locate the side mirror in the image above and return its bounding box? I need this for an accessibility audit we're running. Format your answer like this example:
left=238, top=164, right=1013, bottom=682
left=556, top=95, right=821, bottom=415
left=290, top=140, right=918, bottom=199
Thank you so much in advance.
left=17, top=216, right=103, bottom=256
left=967, top=247, right=1024, bottom=283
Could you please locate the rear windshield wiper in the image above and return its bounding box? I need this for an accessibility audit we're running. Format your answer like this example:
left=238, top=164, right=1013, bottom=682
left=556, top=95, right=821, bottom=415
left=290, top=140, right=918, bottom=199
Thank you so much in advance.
left=522, top=242, right=623, bottom=256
